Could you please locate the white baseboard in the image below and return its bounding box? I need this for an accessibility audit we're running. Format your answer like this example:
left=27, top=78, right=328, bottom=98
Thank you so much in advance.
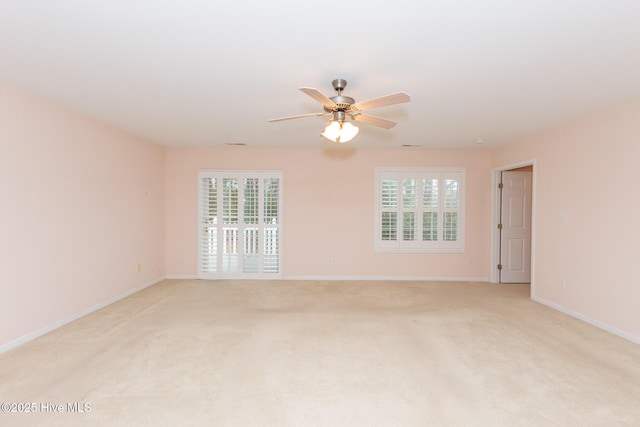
left=0, top=276, right=165, bottom=355
left=167, top=275, right=489, bottom=282
left=282, top=275, right=489, bottom=282
left=532, top=295, right=640, bottom=345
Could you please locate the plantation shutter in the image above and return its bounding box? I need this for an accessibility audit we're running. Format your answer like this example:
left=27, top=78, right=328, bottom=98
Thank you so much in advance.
left=200, top=177, right=218, bottom=273
left=198, top=171, right=282, bottom=279
left=375, top=168, right=465, bottom=253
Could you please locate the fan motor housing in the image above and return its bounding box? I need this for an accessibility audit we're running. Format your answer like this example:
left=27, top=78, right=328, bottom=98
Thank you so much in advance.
left=325, top=95, right=355, bottom=112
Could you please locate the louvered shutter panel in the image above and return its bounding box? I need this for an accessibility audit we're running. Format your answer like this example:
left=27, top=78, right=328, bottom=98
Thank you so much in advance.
left=200, top=177, right=218, bottom=273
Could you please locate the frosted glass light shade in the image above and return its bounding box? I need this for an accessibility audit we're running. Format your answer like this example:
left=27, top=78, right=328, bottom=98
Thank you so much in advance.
left=321, top=120, right=359, bottom=143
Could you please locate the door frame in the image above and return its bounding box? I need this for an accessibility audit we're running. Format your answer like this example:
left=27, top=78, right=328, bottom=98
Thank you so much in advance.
left=490, top=160, right=536, bottom=294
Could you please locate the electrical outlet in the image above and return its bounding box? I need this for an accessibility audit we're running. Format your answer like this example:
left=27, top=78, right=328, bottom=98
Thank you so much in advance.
left=137, top=263, right=142, bottom=273
left=561, top=280, right=567, bottom=290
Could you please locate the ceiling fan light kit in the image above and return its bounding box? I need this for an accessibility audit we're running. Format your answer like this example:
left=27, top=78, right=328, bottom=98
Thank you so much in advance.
left=269, top=79, right=410, bottom=144
left=321, top=120, right=359, bottom=143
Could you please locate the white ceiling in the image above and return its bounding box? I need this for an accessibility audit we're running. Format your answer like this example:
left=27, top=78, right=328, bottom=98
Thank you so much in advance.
left=1, top=1, right=640, bottom=150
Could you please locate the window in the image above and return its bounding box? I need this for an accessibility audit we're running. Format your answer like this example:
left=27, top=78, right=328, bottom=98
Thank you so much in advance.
left=375, top=167, right=465, bottom=253
left=198, top=170, right=282, bottom=279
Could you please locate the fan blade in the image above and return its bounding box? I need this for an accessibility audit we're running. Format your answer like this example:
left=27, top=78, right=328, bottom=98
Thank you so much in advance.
left=351, top=113, right=397, bottom=129
left=268, top=112, right=327, bottom=122
left=299, top=87, right=338, bottom=110
left=352, top=92, right=410, bottom=112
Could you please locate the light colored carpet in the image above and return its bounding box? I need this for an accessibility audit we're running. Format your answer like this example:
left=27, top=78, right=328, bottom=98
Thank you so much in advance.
left=1, top=279, right=639, bottom=426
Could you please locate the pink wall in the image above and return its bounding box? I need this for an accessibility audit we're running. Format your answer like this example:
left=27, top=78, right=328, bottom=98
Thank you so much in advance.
left=165, top=146, right=492, bottom=280
left=3, top=79, right=638, bottom=350
left=491, top=100, right=640, bottom=340
left=0, top=83, right=165, bottom=348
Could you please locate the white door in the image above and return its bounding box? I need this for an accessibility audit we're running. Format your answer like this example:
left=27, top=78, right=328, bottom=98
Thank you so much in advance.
left=198, top=171, right=282, bottom=279
left=499, top=170, right=532, bottom=283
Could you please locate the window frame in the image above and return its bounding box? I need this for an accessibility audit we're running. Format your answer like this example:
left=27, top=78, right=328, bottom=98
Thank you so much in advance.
left=374, top=167, right=465, bottom=253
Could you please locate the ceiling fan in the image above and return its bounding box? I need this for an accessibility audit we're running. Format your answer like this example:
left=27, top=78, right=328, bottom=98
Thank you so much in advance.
left=268, top=79, right=410, bottom=143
